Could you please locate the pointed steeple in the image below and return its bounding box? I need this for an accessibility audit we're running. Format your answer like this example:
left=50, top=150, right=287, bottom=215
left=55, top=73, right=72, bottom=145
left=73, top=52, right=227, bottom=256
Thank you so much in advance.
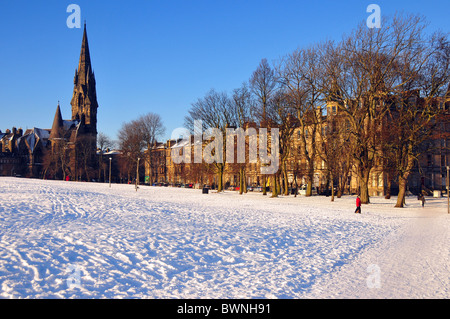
left=49, top=102, right=64, bottom=139
left=77, top=22, right=92, bottom=86
left=70, top=23, right=98, bottom=133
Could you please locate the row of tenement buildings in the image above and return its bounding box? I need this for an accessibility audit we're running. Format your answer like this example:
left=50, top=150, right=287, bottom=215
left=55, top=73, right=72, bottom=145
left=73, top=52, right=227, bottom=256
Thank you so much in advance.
left=144, top=91, right=450, bottom=196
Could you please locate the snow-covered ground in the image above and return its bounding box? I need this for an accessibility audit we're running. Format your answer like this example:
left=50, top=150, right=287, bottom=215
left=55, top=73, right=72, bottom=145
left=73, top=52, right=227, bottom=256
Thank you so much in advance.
left=0, top=177, right=448, bottom=299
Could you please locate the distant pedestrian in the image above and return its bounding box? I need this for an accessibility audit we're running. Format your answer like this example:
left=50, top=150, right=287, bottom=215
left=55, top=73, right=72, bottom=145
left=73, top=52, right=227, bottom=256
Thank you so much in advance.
left=355, top=195, right=361, bottom=214
left=421, top=195, right=425, bottom=207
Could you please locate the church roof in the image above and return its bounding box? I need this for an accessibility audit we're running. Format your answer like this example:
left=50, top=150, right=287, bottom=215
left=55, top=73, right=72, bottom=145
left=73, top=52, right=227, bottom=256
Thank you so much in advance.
left=49, top=104, right=64, bottom=139
left=49, top=103, right=80, bottom=140
left=17, top=128, right=50, bottom=153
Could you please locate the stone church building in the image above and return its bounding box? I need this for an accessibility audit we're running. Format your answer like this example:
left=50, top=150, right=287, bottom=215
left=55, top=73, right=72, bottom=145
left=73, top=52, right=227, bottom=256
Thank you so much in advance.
left=0, top=24, right=99, bottom=180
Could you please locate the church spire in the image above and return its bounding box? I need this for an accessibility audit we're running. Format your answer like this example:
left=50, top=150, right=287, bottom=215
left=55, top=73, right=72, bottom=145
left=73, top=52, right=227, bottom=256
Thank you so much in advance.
left=76, top=22, right=92, bottom=86
left=70, top=23, right=98, bottom=134
left=49, top=102, right=64, bottom=139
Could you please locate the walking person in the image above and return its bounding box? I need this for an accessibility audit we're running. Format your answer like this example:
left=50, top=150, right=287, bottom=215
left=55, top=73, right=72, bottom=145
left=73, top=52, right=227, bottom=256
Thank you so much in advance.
left=355, top=195, right=361, bottom=214
left=421, top=194, right=425, bottom=207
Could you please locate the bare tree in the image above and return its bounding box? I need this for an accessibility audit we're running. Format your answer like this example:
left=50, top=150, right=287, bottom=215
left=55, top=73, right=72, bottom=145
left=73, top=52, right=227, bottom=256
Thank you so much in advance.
left=76, top=135, right=97, bottom=182
left=42, top=143, right=62, bottom=180
left=135, top=113, right=166, bottom=185
left=277, top=45, right=324, bottom=197
left=117, top=120, right=145, bottom=183
left=384, top=28, right=450, bottom=207
left=44, top=126, right=71, bottom=180
left=97, top=132, right=115, bottom=182
left=266, top=89, right=296, bottom=196
left=250, top=58, right=278, bottom=195
left=317, top=44, right=358, bottom=200
left=322, top=14, right=438, bottom=204
left=185, top=89, right=232, bottom=192
left=230, top=82, right=254, bottom=194
left=117, top=113, right=165, bottom=185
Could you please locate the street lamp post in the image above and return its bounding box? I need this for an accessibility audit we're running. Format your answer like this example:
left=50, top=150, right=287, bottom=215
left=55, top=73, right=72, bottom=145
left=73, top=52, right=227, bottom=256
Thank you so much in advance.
left=447, top=166, right=449, bottom=214
left=109, top=157, right=112, bottom=188
left=136, top=157, right=140, bottom=192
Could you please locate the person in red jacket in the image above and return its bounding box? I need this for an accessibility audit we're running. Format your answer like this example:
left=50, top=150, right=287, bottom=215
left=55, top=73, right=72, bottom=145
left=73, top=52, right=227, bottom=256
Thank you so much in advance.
left=355, top=195, right=361, bottom=214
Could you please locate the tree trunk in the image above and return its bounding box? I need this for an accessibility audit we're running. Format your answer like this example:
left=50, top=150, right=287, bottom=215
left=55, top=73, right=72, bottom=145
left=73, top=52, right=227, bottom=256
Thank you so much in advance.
left=277, top=173, right=281, bottom=195
left=306, top=180, right=312, bottom=197
left=330, top=172, right=335, bottom=202
left=43, top=166, right=49, bottom=180
left=217, top=172, right=222, bottom=192
left=359, top=168, right=370, bottom=204
left=262, top=175, right=267, bottom=195
left=271, top=174, right=278, bottom=197
left=337, top=173, right=346, bottom=198
left=293, top=175, right=298, bottom=197
left=305, top=160, right=314, bottom=197
left=216, top=163, right=224, bottom=192
left=61, top=157, right=66, bottom=181
left=243, top=169, right=248, bottom=194
left=384, top=172, right=392, bottom=199
left=283, top=162, right=289, bottom=196
left=239, top=167, right=244, bottom=195
left=395, top=175, right=408, bottom=208
left=217, top=171, right=223, bottom=192
left=84, top=160, right=90, bottom=182
left=395, top=146, right=416, bottom=208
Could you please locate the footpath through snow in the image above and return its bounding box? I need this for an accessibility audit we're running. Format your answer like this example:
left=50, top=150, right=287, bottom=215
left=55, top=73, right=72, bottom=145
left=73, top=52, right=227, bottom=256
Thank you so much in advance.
left=0, top=177, right=448, bottom=299
left=308, top=206, right=449, bottom=298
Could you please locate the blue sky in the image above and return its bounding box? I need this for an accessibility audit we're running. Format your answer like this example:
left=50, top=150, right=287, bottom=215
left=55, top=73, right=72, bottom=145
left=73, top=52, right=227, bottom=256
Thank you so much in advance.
left=0, top=0, right=449, bottom=142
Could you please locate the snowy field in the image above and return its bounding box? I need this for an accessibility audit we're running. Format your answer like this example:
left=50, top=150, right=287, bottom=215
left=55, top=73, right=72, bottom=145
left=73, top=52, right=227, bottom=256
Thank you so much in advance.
left=0, top=177, right=448, bottom=299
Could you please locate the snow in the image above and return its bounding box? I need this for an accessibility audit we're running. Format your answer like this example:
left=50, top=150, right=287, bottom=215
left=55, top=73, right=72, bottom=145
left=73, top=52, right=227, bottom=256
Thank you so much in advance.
left=0, top=177, right=448, bottom=299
